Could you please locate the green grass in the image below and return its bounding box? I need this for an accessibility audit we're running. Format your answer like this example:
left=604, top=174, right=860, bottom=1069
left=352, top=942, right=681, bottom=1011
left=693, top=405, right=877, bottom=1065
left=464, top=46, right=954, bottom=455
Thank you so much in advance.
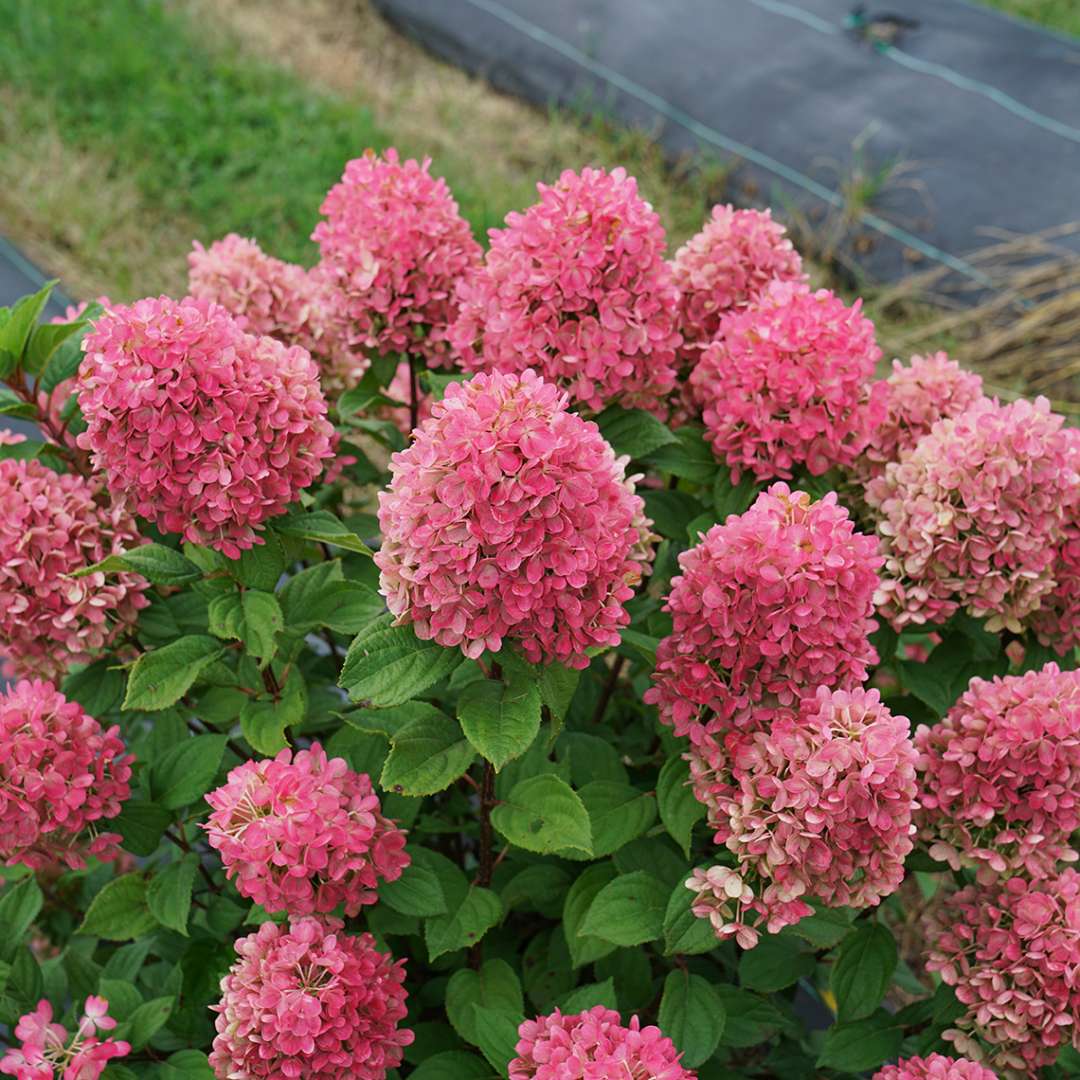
left=980, top=0, right=1080, bottom=36
left=0, top=0, right=387, bottom=266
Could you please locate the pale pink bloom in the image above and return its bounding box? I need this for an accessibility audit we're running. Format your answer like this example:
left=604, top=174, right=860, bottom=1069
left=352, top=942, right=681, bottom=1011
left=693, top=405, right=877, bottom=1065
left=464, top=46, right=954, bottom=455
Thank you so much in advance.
left=916, top=663, right=1080, bottom=883
left=0, top=680, right=131, bottom=871
left=689, top=281, right=884, bottom=480
left=0, top=459, right=147, bottom=681
left=857, top=352, right=984, bottom=480
left=204, top=743, right=409, bottom=917
left=645, top=483, right=881, bottom=743
left=78, top=296, right=335, bottom=558
left=0, top=997, right=129, bottom=1080
left=450, top=166, right=680, bottom=414
left=376, top=369, right=654, bottom=668
left=688, top=686, right=917, bottom=944
left=210, top=917, right=413, bottom=1080
left=313, top=148, right=480, bottom=368
left=925, top=870, right=1080, bottom=1073
left=188, top=234, right=364, bottom=394
left=509, top=1006, right=695, bottom=1080
left=671, top=204, right=805, bottom=360
left=867, top=396, right=1078, bottom=633
left=872, top=1053, right=998, bottom=1080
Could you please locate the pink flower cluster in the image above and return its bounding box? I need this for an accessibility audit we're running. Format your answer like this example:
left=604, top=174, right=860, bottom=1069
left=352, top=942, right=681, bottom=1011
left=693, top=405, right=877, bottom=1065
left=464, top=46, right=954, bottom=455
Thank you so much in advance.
left=872, top=1054, right=998, bottom=1080
left=688, top=686, right=917, bottom=946
left=0, top=459, right=147, bottom=681
left=689, top=282, right=884, bottom=480
left=858, top=352, right=985, bottom=479
left=78, top=296, right=335, bottom=558
left=925, top=870, right=1080, bottom=1072
left=210, top=917, right=412, bottom=1080
left=376, top=369, right=653, bottom=668
left=670, top=204, right=805, bottom=357
left=645, top=484, right=881, bottom=745
left=188, top=234, right=364, bottom=394
left=0, top=680, right=132, bottom=870
left=313, top=148, right=480, bottom=367
left=0, top=997, right=129, bottom=1080
left=867, top=396, right=1078, bottom=633
left=450, top=166, right=680, bottom=414
left=203, top=743, right=409, bottom=916
left=509, top=1006, right=695, bottom=1080
left=915, top=663, right=1080, bottom=882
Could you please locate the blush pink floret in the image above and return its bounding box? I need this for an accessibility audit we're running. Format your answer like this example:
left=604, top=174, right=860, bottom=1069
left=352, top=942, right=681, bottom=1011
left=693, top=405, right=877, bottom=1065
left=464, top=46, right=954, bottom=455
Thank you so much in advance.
left=209, top=916, right=413, bottom=1080
left=0, top=459, right=148, bottom=681
left=450, top=166, right=680, bottom=414
left=77, top=296, right=335, bottom=558
left=915, top=662, right=1080, bottom=883
left=313, top=148, right=480, bottom=367
left=0, top=996, right=130, bottom=1080
left=924, top=870, right=1080, bottom=1073
left=203, top=742, right=409, bottom=917
left=645, top=484, right=881, bottom=747
left=689, top=281, right=884, bottom=480
left=187, top=234, right=363, bottom=394
left=872, top=1054, right=998, bottom=1080
left=509, top=1006, right=695, bottom=1080
left=0, top=680, right=131, bottom=871
left=867, top=396, right=1078, bottom=633
left=687, top=686, right=917, bottom=947
left=857, top=351, right=984, bottom=479
left=670, top=204, right=805, bottom=358
left=375, top=369, right=654, bottom=669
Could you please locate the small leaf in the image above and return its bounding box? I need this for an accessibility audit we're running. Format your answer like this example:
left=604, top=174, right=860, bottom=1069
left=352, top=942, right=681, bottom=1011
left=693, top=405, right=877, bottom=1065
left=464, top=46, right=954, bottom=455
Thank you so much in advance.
left=79, top=875, right=157, bottom=940
left=240, top=591, right=283, bottom=664
left=147, top=857, right=198, bottom=936
left=425, top=886, right=503, bottom=961
left=578, top=870, right=667, bottom=947
left=595, top=405, right=677, bottom=458
left=122, top=636, right=224, bottom=711
left=830, top=922, right=898, bottom=1022
left=112, top=800, right=171, bottom=857
left=457, top=672, right=541, bottom=771
left=563, top=864, right=618, bottom=968
left=0, top=878, right=43, bottom=961
left=656, top=757, right=705, bottom=858
left=713, top=469, right=761, bottom=519
left=658, top=969, right=726, bottom=1067
left=642, top=425, right=717, bottom=484
left=738, top=934, right=816, bottom=992
left=578, top=781, right=656, bottom=857
left=380, top=713, right=474, bottom=796
left=817, top=1011, right=904, bottom=1072
left=0, top=280, right=57, bottom=361
left=230, top=536, right=287, bottom=591
left=714, top=986, right=785, bottom=1048
left=491, top=775, right=592, bottom=856
left=471, top=1005, right=521, bottom=1073
left=446, top=959, right=524, bottom=1044
left=409, top=1051, right=492, bottom=1080
left=662, top=878, right=718, bottom=957
left=126, top=996, right=174, bottom=1050
left=272, top=509, right=373, bottom=555
left=74, top=544, right=201, bottom=586
left=149, top=734, right=227, bottom=810
left=341, top=616, right=462, bottom=707
left=379, top=853, right=447, bottom=917
left=557, top=977, right=619, bottom=1013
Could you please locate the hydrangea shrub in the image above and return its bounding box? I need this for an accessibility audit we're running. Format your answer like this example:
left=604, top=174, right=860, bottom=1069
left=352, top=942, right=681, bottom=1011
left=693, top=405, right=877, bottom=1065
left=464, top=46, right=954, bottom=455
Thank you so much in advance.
left=0, top=150, right=1077, bottom=1080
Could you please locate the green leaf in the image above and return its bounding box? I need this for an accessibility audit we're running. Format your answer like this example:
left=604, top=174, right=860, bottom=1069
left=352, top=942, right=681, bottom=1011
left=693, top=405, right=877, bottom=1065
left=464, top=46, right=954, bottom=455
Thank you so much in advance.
left=379, top=852, right=447, bottom=917
left=155, top=1050, right=215, bottom=1079
left=471, top=1005, right=521, bottom=1073
left=501, top=864, right=572, bottom=916
left=277, top=560, right=344, bottom=629
left=74, top=543, right=202, bottom=586
left=579, top=870, right=668, bottom=947
left=713, top=469, right=761, bottom=519
left=0, top=878, right=43, bottom=961
left=149, top=734, right=227, bottom=810
left=208, top=590, right=282, bottom=665
left=563, top=864, right=619, bottom=968
left=457, top=672, right=541, bottom=771
left=786, top=903, right=856, bottom=949
left=662, top=877, right=718, bottom=956
left=491, top=775, right=592, bottom=856
left=642, top=489, right=705, bottom=540
left=899, top=632, right=1008, bottom=718
left=341, top=616, right=462, bottom=707
left=113, top=800, right=172, bottom=857
left=240, top=667, right=307, bottom=755
left=831, top=922, right=898, bottom=1022
left=658, top=969, right=726, bottom=1068
left=557, top=977, right=619, bottom=1013
left=643, top=425, right=717, bottom=484
left=0, top=281, right=56, bottom=362
left=272, top=509, right=373, bottom=555
left=380, top=713, right=474, bottom=796
left=40, top=330, right=90, bottom=395
left=147, top=857, right=198, bottom=936
left=410, top=1051, right=493, bottom=1080
left=595, top=405, right=677, bottom=459
left=230, top=536, right=287, bottom=591
left=578, top=781, right=657, bottom=857
left=537, top=662, right=580, bottom=723
left=63, top=659, right=125, bottom=716
left=322, top=582, right=387, bottom=635
left=714, top=986, right=785, bottom=1048
left=425, top=886, right=503, bottom=961
left=656, top=756, right=705, bottom=858
left=97, top=978, right=143, bottom=1021
left=79, top=874, right=157, bottom=940
left=24, top=319, right=84, bottom=375
left=817, top=1011, right=904, bottom=1072
left=126, top=996, right=174, bottom=1050
left=738, top=934, right=816, bottom=992
left=122, top=636, right=224, bottom=711
left=0, top=387, right=37, bottom=419
left=446, top=959, right=524, bottom=1044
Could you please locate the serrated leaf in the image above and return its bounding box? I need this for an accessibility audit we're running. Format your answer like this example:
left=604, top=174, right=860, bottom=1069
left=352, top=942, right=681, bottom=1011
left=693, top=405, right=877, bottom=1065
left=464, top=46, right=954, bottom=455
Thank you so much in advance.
left=79, top=875, right=156, bottom=940
left=149, top=734, right=227, bottom=810
left=656, top=756, right=705, bottom=858
left=579, top=870, right=667, bottom=947
left=147, top=857, right=198, bottom=936
left=341, top=616, right=462, bottom=706
left=380, top=713, right=474, bottom=796
left=457, top=672, right=541, bottom=771
left=446, top=959, right=524, bottom=1044
left=122, top=636, right=224, bottom=711
left=595, top=405, right=677, bottom=458
left=230, top=536, right=287, bottom=591
left=556, top=977, right=619, bottom=1013
left=425, top=886, right=503, bottom=961
left=272, top=509, right=373, bottom=555
left=74, top=544, right=201, bottom=586
left=112, top=800, right=171, bottom=857
left=0, top=878, right=43, bottom=961
left=659, top=970, right=726, bottom=1067
left=501, top=864, right=572, bottom=915
left=126, top=996, right=174, bottom=1050
left=491, top=775, right=592, bottom=856
left=578, top=781, right=656, bottom=857
left=471, top=1005, right=521, bottom=1073
left=642, top=489, right=704, bottom=540
left=62, top=659, right=125, bottom=716
left=662, top=878, right=719, bottom=956
left=0, top=280, right=56, bottom=361
left=643, top=425, right=717, bottom=484
left=563, top=864, right=619, bottom=968
left=831, top=922, right=897, bottom=1022
left=817, top=1011, right=904, bottom=1072
left=738, top=933, right=815, bottom=992
left=379, top=852, right=447, bottom=917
